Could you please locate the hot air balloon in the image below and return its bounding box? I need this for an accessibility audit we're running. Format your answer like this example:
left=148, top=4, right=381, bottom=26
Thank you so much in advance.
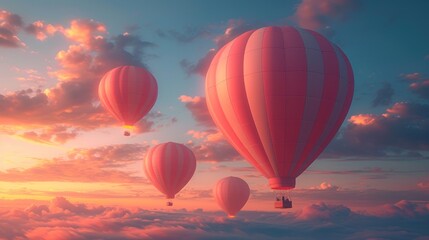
left=98, top=65, right=158, bottom=136
left=214, top=176, right=250, bottom=218
left=205, top=26, right=354, bottom=208
left=144, top=142, right=196, bottom=206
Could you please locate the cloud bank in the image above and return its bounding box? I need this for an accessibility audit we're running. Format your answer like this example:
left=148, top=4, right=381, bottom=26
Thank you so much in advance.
left=1, top=197, right=428, bottom=240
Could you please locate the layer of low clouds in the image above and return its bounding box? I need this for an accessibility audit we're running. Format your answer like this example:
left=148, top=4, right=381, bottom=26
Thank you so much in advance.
left=0, top=196, right=428, bottom=240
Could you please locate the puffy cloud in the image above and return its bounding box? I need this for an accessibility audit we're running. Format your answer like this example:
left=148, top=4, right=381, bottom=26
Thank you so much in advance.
left=63, top=19, right=106, bottom=46
left=293, top=0, right=361, bottom=33
left=1, top=197, right=429, bottom=240
left=0, top=144, right=148, bottom=182
left=0, top=16, right=158, bottom=143
left=372, top=82, right=394, bottom=107
left=178, top=95, right=214, bottom=127
left=324, top=102, right=429, bottom=158
left=0, top=9, right=25, bottom=47
left=0, top=9, right=61, bottom=46
left=25, top=20, right=62, bottom=40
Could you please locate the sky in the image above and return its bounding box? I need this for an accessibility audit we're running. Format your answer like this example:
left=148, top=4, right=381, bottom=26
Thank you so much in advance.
left=1, top=0, right=429, bottom=239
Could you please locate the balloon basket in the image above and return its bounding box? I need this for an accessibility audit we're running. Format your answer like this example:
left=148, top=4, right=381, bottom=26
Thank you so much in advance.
left=274, top=191, right=292, bottom=209
left=166, top=201, right=173, bottom=207
left=124, top=130, right=130, bottom=136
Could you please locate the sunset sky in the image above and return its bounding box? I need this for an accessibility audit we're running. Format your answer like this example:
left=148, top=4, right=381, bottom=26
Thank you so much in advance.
left=1, top=0, right=429, bottom=239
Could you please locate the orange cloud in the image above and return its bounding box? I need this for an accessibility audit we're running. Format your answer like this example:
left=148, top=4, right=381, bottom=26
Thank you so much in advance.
left=25, top=20, right=62, bottom=41
left=63, top=19, right=106, bottom=46
left=348, top=114, right=376, bottom=126
left=0, top=144, right=148, bottom=182
left=1, top=16, right=158, bottom=143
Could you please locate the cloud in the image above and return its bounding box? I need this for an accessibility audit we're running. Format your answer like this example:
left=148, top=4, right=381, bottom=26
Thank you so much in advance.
left=186, top=138, right=241, bottom=163
left=0, top=9, right=25, bottom=47
left=373, top=200, right=429, bottom=218
left=12, top=67, right=47, bottom=87
left=372, top=82, right=394, bottom=107
left=0, top=144, right=148, bottom=182
left=1, top=197, right=429, bottom=240
left=63, top=19, right=106, bottom=46
left=178, top=95, right=214, bottom=127
left=0, top=17, right=158, bottom=143
left=323, top=102, right=429, bottom=159
left=402, top=72, right=421, bottom=80
left=401, top=72, right=429, bottom=99
left=296, top=202, right=351, bottom=220
left=293, top=0, right=361, bottom=33
left=156, top=26, right=212, bottom=43
left=180, top=49, right=216, bottom=76
left=25, top=20, right=62, bottom=41
left=310, top=182, right=340, bottom=191
left=410, top=79, right=429, bottom=99
left=180, top=19, right=261, bottom=76
left=417, top=181, right=429, bottom=189
left=179, top=95, right=242, bottom=162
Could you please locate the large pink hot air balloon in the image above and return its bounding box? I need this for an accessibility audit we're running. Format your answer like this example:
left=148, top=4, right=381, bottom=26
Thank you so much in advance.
left=98, top=65, right=158, bottom=136
left=214, top=176, right=250, bottom=218
left=144, top=142, right=196, bottom=206
left=206, top=26, right=354, bottom=207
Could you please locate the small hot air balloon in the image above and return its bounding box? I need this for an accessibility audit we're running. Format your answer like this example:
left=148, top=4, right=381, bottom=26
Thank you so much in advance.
left=205, top=26, right=354, bottom=208
left=214, top=176, right=250, bottom=218
left=144, top=142, right=196, bottom=206
left=98, top=65, right=158, bottom=136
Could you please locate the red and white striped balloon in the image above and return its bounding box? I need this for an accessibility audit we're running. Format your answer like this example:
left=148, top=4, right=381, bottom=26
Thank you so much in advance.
left=144, top=142, right=196, bottom=199
left=98, top=66, right=158, bottom=134
left=214, top=176, right=250, bottom=217
left=206, top=26, right=354, bottom=190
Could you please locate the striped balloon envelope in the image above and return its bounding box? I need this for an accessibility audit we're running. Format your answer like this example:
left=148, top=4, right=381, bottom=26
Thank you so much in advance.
left=144, top=142, right=196, bottom=203
left=214, top=176, right=250, bottom=218
left=98, top=65, right=158, bottom=136
left=205, top=26, right=354, bottom=190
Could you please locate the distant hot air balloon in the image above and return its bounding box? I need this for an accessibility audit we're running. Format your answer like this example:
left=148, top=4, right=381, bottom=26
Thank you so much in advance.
left=214, top=176, right=250, bottom=218
left=144, top=142, right=196, bottom=206
left=98, top=65, right=158, bottom=136
left=205, top=26, right=354, bottom=208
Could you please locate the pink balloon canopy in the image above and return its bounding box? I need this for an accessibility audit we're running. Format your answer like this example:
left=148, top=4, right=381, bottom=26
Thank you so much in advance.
left=214, top=176, right=250, bottom=217
left=205, top=26, right=354, bottom=190
left=144, top=142, right=196, bottom=199
left=98, top=65, right=158, bottom=130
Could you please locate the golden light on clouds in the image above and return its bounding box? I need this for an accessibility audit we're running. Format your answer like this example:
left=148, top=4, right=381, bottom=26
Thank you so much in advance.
left=349, top=114, right=376, bottom=126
